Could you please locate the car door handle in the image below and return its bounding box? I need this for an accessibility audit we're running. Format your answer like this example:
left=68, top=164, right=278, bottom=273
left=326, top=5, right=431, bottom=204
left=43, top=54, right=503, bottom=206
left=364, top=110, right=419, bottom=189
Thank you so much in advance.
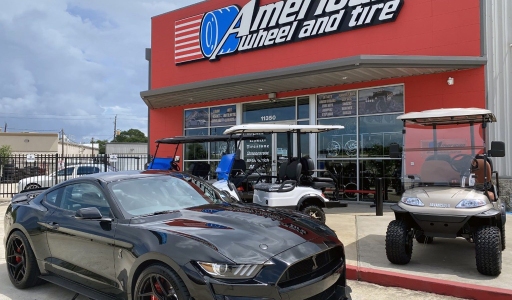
left=47, top=222, right=60, bottom=230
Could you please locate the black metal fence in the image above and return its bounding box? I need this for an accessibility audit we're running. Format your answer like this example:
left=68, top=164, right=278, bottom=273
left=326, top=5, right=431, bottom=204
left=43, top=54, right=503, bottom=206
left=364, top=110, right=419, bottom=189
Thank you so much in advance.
left=0, top=154, right=150, bottom=198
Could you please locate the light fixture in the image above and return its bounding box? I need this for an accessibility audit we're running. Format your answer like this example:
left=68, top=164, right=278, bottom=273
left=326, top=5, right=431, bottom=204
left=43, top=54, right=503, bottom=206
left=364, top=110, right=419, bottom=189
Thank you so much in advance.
left=268, top=92, right=276, bottom=99
left=447, top=77, right=454, bottom=85
left=342, top=76, right=348, bottom=80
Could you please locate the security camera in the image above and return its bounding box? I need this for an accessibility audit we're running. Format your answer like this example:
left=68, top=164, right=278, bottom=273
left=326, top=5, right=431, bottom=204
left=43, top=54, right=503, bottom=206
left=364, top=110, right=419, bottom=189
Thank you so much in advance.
left=447, top=77, right=454, bottom=85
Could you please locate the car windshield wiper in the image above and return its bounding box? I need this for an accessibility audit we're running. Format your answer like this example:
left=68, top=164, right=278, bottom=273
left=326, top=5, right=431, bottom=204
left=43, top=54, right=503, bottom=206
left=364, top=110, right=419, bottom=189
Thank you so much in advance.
left=134, top=210, right=179, bottom=218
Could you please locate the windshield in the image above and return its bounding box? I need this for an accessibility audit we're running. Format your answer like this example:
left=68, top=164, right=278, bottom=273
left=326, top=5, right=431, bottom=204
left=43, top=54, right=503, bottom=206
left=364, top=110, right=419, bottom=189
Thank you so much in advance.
left=403, top=122, right=485, bottom=189
left=109, top=175, right=225, bottom=217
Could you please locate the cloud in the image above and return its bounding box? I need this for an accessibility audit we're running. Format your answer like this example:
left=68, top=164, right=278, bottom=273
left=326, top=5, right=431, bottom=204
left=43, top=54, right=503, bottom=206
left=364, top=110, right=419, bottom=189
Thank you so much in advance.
left=0, top=0, right=201, bottom=142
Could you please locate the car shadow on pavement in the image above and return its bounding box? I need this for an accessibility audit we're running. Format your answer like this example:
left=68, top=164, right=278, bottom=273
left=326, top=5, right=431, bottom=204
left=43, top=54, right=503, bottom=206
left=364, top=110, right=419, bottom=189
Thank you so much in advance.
left=344, top=234, right=502, bottom=282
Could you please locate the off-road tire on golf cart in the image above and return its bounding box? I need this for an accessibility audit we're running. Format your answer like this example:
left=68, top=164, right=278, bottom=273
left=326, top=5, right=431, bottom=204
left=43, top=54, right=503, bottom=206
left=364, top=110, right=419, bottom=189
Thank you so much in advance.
left=302, top=205, right=326, bottom=223
left=500, top=224, right=506, bottom=251
left=415, top=234, right=433, bottom=244
left=474, top=225, right=502, bottom=276
left=385, top=220, right=413, bottom=265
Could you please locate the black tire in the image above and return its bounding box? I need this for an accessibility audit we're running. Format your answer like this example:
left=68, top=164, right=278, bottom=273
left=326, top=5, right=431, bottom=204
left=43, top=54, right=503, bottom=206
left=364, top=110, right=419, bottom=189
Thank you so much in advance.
left=501, top=224, right=506, bottom=251
left=134, top=264, right=190, bottom=300
left=415, top=234, right=434, bottom=244
left=6, top=231, right=42, bottom=289
left=302, top=205, right=326, bottom=223
left=385, top=220, right=413, bottom=265
left=474, top=225, right=502, bottom=276
left=24, top=183, right=41, bottom=190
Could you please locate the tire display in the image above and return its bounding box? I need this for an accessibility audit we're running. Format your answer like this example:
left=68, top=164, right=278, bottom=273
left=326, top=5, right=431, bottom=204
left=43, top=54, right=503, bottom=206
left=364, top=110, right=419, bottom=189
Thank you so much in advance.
left=134, top=264, right=190, bottom=300
left=385, top=220, right=413, bottom=265
left=474, top=225, right=502, bottom=276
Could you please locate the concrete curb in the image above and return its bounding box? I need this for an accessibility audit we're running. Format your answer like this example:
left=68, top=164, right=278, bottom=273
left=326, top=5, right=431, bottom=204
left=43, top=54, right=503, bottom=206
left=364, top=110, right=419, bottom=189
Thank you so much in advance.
left=347, top=265, right=512, bottom=300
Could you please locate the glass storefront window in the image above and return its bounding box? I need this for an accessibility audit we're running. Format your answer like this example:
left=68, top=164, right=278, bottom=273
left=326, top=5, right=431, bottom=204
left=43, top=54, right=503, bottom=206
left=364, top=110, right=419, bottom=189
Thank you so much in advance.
left=184, top=128, right=208, bottom=160
left=358, top=86, right=404, bottom=115
left=317, top=118, right=357, bottom=158
left=243, top=98, right=296, bottom=123
left=297, top=96, right=309, bottom=120
left=298, top=120, right=310, bottom=157
left=360, top=159, right=402, bottom=202
left=359, top=114, right=403, bottom=157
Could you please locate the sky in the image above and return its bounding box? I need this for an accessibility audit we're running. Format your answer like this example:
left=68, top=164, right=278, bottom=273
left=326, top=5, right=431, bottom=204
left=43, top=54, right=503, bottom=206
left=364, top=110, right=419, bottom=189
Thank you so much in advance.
left=0, top=0, right=201, bottom=144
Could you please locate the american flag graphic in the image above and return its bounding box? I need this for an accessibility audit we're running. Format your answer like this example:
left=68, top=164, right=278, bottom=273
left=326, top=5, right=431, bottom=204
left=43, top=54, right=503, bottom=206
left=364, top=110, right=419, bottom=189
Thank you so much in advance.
left=175, top=14, right=205, bottom=64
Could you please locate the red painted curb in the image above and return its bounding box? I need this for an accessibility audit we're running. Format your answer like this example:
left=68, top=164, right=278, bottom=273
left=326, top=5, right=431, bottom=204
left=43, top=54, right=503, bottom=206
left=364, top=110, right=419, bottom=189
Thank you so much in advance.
left=346, top=264, right=512, bottom=300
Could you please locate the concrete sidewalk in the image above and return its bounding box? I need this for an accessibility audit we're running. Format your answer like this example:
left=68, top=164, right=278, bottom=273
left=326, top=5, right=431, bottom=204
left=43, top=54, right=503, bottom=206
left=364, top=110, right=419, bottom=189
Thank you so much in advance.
left=325, top=202, right=512, bottom=300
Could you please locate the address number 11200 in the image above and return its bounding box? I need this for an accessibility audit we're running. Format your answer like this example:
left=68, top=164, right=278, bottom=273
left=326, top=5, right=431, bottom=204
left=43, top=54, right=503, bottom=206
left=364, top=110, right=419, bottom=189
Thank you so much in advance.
left=261, top=115, right=277, bottom=121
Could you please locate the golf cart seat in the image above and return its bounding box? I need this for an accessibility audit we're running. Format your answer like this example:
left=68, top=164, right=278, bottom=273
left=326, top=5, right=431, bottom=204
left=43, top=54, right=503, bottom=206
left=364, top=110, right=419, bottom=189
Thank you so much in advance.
left=188, top=162, right=211, bottom=179
left=148, top=157, right=173, bottom=170
left=253, top=159, right=298, bottom=193
left=216, top=153, right=235, bottom=180
left=300, top=157, right=335, bottom=189
left=473, top=156, right=495, bottom=201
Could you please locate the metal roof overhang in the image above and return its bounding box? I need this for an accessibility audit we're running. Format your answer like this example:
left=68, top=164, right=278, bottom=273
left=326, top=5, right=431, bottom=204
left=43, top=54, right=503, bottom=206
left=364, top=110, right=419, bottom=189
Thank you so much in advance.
left=140, top=55, right=487, bottom=109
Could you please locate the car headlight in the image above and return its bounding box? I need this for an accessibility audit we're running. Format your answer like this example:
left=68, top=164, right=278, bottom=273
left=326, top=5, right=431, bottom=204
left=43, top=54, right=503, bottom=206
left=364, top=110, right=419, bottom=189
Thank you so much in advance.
left=400, top=197, right=424, bottom=206
left=197, top=262, right=264, bottom=279
left=456, top=199, right=487, bottom=208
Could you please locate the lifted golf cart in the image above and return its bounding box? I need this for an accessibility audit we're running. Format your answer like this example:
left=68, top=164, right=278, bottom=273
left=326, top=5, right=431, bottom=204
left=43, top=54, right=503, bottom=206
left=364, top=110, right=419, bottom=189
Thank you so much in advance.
left=214, top=124, right=347, bottom=223
left=385, top=108, right=506, bottom=276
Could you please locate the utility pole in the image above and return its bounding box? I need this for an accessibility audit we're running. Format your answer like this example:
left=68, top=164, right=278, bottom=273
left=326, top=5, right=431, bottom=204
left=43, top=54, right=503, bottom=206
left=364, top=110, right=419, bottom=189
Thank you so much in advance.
left=3, top=122, right=6, bottom=132
left=61, top=129, right=65, bottom=157
left=91, top=138, right=94, bottom=156
left=113, top=115, right=117, bottom=142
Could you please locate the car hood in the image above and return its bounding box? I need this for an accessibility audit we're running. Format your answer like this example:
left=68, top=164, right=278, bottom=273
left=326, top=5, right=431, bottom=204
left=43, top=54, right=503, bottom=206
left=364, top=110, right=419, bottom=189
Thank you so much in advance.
left=130, top=204, right=340, bottom=264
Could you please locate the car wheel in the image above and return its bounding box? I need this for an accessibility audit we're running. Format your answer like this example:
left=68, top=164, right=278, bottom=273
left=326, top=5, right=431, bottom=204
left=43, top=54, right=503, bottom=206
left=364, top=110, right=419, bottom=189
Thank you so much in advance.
left=134, top=264, right=190, bottom=300
left=6, top=231, right=42, bottom=289
left=24, top=183, right=41, bottom=190
left=385, top=220, right=413, bottom=265
left=302, top=205, right=326, bottom=223
left=415, top=234, right=433, bottom=244
left=474, top=225, right=502, bottom=276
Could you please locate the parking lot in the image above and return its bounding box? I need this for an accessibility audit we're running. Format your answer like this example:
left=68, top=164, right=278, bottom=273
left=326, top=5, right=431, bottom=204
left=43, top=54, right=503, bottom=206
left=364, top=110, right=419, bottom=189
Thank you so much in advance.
left=0, top=200, right=509, bottom=299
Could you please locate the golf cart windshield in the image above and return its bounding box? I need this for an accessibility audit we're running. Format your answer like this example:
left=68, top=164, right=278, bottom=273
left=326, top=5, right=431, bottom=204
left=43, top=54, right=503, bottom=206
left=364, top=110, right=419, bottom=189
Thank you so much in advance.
left=401, top=109, right=492, bottom=189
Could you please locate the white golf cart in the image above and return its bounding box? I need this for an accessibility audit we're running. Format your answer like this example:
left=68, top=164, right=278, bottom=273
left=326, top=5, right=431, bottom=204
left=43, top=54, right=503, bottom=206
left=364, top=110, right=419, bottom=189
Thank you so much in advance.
left=213, top=124, right=347, bottom=223
left=386, top=108, right=506, bottom=276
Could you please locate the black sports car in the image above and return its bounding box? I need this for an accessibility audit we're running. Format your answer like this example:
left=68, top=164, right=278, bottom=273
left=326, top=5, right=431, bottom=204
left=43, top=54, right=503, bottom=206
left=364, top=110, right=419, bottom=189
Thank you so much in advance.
left=4, top=170, right=347, bottom=300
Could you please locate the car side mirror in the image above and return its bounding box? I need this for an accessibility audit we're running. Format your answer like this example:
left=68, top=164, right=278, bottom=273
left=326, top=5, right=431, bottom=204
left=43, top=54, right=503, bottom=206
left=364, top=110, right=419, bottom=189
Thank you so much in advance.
left=75, top=207, right=103, bottom=220
left=489, top=141, right=505, bottom=157
left=389, top=143, right=402, bottom=158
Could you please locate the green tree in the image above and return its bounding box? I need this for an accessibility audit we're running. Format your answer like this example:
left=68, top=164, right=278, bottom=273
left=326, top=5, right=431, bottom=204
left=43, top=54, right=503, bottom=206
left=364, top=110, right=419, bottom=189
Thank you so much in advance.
left=96, top=139, right=108, bottom=154
left=114, top=129, right=148, bottom=143
left=0, top=145, right=12, bottom=164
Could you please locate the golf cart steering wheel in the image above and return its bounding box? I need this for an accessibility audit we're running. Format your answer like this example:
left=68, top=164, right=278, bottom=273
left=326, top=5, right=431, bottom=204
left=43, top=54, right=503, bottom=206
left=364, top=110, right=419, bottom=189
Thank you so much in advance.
left=450, top=154, right=477, bottom=174
left=171, top=161, right=180, bottom=171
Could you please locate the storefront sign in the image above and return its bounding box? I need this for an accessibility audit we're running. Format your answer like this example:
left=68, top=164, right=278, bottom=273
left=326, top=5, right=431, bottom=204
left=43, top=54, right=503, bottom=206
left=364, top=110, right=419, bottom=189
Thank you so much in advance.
left=317, top=90, right=356, bottom=118
left=210, top=105, right=236, bottom=126
left=175, top=0, right=403, bottom=64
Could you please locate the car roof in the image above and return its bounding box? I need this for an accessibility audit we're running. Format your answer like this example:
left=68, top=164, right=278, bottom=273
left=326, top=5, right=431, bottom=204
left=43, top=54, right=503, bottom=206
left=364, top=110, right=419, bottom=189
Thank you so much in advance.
left=78, top=170, right=183, bottom=183
left=398, top=108, right=496, bottom=125
left=224, top=124, right=344, bottom=134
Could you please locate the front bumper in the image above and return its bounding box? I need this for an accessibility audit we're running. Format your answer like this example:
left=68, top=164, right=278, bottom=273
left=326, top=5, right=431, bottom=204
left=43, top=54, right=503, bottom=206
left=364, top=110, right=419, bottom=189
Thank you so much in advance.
left=209, top=260, right=346, bottom=300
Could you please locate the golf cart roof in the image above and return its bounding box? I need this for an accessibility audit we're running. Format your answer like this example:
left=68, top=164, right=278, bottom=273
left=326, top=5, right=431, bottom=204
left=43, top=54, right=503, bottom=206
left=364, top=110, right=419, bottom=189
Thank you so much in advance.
left=398, top=108, right=496, bottom=125
left=155, top=134, right=264, bottom=144
left=224, top=124, right=344, bottom=134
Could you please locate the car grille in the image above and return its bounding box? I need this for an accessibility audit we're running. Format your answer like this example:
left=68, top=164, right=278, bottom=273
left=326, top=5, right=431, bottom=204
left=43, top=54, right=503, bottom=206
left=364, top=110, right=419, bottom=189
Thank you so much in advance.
left=277, top=246, right=343, bottom=288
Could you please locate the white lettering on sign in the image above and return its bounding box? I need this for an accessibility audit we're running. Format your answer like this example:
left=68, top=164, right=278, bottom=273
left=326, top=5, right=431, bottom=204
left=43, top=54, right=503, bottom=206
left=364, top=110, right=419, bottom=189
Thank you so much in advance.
left=180, top=0, right=404, bottom=64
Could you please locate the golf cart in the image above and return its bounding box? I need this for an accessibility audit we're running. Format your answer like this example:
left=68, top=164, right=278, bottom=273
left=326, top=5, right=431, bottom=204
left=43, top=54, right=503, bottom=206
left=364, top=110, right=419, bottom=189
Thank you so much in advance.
left=213, top=124, right=347, bottom=223
left=385, top=108, right=506, bottom=276
left=147, top=134, right=264, bottom=179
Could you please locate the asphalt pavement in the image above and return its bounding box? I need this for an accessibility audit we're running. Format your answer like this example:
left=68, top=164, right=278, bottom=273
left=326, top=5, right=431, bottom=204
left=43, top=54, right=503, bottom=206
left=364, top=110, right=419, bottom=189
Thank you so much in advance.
left=0, top=198, right=506, bottom=299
